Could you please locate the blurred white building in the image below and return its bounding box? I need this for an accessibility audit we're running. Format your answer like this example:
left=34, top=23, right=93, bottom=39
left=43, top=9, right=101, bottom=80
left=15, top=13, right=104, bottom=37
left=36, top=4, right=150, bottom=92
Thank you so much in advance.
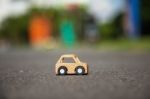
left=0, top=0, right=30, bottom=24
left=0, top=0, right=88, bottom=24
left=0, top=0, right=124, bottom=24
left=89, top=0, right=125, bottom=23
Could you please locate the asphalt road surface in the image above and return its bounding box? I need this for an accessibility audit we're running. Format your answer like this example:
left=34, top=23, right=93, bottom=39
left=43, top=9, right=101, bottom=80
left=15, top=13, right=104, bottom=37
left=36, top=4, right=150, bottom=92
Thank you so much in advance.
left=0, top=49, right=150, bottom=99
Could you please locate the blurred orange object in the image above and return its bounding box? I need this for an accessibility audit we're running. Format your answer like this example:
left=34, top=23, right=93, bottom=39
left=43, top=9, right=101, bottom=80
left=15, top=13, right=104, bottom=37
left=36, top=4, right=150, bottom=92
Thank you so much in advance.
left=29, top=15, right=52, bottom=48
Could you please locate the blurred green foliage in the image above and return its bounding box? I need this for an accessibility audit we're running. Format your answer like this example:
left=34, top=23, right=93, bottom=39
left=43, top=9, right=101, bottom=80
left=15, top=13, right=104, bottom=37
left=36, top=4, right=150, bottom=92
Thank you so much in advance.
left=0, top=0, right=149, bottom=45
left=100, top=13, right=123, bottom=40
left=0, top=6, right=87, bottom=45
left=98, top=37, right=150, bottom=52
left=141, top=0, right=150, bottom=35
left=0, top=15, right=29, bottom=44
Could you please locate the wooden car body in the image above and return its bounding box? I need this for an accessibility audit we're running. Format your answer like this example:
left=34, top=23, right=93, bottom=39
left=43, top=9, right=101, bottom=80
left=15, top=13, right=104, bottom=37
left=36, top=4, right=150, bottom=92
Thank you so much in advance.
left=55, top=54, right=88, bottom=75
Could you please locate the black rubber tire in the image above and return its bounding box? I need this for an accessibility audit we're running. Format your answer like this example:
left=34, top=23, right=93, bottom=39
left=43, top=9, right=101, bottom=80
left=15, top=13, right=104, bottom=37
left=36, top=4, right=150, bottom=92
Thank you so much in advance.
left=58, top=66, right=67, bottom=75
left=75, top=66, right=85, bottom=75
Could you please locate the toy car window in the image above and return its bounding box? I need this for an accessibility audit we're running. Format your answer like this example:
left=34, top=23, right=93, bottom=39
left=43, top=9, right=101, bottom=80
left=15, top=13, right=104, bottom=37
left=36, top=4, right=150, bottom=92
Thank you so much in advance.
left=62, top=57, right=75, bottom=63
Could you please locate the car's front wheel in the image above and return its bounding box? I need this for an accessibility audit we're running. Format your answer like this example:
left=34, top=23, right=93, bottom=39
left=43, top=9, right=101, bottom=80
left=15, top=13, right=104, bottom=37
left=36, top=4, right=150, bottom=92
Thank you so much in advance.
left=75, top=66, right=85, bottom=75
left=58, top=66, right=67, bottom=75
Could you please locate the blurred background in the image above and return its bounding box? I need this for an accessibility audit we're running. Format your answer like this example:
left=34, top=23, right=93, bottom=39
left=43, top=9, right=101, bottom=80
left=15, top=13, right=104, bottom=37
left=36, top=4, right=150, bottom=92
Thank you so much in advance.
left=0, top=0, right=149, bottom=51
left=0, top=1, right=150, bottom=99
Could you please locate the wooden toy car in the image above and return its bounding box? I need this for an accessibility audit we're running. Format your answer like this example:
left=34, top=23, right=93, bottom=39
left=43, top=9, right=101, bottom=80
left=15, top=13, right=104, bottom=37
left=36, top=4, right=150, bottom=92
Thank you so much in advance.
left=55, top=54, right=88, bottom=75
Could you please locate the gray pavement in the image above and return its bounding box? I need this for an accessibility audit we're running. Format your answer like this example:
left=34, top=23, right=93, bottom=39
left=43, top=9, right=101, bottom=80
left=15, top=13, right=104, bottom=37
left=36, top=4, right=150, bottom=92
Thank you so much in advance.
left=0, top=49, right=150, bottom=99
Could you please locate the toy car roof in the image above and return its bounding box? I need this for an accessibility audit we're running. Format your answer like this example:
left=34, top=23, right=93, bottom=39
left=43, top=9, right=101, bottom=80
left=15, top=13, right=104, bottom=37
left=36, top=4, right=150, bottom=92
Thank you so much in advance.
left=61, top=54, right=77, bottom=58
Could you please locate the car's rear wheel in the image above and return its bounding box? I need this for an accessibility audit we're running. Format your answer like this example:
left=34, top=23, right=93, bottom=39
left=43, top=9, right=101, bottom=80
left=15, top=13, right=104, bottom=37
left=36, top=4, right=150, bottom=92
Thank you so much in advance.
left=75, top=66, right=85, bottom=75
left=58, top=66, right=67, bottom=75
